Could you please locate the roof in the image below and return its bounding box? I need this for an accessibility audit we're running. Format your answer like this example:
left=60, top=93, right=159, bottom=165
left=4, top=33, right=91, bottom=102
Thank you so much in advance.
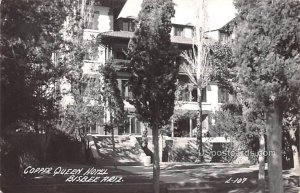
left=118, top=0, right=237, bottom=31
left=118, top=0, right=197, bottom=26
left=100, top=31, right=215, bottom=45
left=218, top=17, right=237, bottom=33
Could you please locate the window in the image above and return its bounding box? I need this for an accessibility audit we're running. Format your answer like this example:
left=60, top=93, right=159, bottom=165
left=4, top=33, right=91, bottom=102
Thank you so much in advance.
left=174, top=117, right=190, bottom=137
left=88, top=123, right=97, bottom=134
left=177, top=86, right=189, bottom=101
left=120, top=80, right=133, bottom=99
left=219, top=32, right=231, bottom=44
left=201, top=88, right=207, bottom=102
left=189, top=88, right=206, bottom=102
left=174, top=26, right=184, bottom=36
left=124, top=117, right=141, bottom=134
left=192, top=88, right=197, bottom=102
left=131, top=118, right=136, bottom=133
left=121, top=20, right=135, bottom=31
left=218, top=87, right=229, bottom=103
left=122, top=21, right=129, bottom=31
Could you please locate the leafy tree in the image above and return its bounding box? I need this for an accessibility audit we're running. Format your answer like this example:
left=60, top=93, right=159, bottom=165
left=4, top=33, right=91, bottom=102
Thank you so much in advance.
left=57, top=0, right=102, bottom=140
left=59, top=77, right=103, bottom=140
left=127, top=0, right=179, bottom=192
left=1, top=0, right=70, bottom=131
left=0, top=0, right=77, bottom=164
left=213, top=95, right=267, bottom=192
left=233, top=0, right=300, bottom=192
left=101, top=61, right=125, bottom=169
left=0, top=0, right=98, bottom=165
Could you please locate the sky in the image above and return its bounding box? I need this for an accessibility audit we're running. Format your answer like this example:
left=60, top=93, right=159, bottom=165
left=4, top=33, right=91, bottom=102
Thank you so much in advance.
left=206, top=0, right=237, bottom=30
left=118, top=0, right=237, bottom=31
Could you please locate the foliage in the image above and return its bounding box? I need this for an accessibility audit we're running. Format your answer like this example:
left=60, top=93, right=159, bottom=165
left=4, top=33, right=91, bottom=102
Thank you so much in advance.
left=59, top=103, right=104, bottom=139
left=0, top=0, right=75, bottom=132
left=0, top=0, right=95, bottom=174
left=101, top=61, right=125, bottom=169
left=46, top=130, right=86, bottom=163
left=233, top=0, right=300, bottom=110
left=128, top=0, right=179, bottom=128
left=101, top=61, right=125, bottom=128
left=209, top=43, right=236, bottom=92
left=233, top=1, right=300, bottom=192
left=127, top=0, right=179, bottom=192
left=212, top=102, right=265, bottom=158
left=57, top=1, right=103, bottom=139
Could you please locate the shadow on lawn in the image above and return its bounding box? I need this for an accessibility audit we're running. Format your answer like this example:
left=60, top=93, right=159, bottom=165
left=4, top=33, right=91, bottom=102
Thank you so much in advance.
left=165, top=165, right=300, bottom=193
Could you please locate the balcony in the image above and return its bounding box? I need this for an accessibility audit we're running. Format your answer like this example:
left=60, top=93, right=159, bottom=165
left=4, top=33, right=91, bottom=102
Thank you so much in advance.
left=175, top=101, right=212, bottom=112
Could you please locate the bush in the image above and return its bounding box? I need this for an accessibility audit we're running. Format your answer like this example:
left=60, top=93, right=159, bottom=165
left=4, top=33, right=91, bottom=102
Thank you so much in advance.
left=1, top=138, right=20, bottom=179
left=47, top=131, right=86, bottom=163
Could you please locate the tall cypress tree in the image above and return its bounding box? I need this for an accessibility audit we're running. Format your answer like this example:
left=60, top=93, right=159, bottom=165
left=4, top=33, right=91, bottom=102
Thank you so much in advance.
left=127, top=0, right=179, bottom=192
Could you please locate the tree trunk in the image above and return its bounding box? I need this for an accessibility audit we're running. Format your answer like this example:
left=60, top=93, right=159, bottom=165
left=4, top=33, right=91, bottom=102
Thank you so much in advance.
left=266, top=103, right=284, bottom=193
left=152, top=127, right=160, bottom=193
left=258, top=130, right=265, bottom=193
left=111, top=125, right=117, bottom=169
left=196, top=87, right=204, bottom=162
left=42, top=129, right=51, bottom=164
left=110, top=108, right=117, bottom=169
left=291, top=145, right=299, bottom=171
left=142, top=126, right=148, bottom=148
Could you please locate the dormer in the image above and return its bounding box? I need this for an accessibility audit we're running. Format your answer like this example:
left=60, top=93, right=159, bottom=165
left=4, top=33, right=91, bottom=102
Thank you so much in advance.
left=217, top=17, right=236, bottom=44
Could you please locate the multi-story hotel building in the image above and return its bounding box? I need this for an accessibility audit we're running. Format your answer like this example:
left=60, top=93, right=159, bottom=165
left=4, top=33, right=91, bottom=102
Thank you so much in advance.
left=73, top=0, right=236, bottom=139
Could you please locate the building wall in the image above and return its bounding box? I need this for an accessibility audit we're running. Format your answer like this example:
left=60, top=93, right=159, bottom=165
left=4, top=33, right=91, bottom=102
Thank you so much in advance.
left=76, top=2, right=234, bottom=137
left=96, top=6, right=114, bottom=32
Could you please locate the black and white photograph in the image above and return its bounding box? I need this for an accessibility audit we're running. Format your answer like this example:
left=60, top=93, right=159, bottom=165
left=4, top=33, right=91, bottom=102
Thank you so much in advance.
left=1, top=0, right=300, bottom=192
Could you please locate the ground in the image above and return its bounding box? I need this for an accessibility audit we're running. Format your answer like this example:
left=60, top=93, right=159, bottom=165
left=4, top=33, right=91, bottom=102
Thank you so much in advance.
left=1, top=163, right=299, bottom=193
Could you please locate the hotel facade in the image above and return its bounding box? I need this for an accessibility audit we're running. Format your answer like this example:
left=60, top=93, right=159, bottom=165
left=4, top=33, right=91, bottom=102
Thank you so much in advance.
left=64, top=0, right=236, bottom=140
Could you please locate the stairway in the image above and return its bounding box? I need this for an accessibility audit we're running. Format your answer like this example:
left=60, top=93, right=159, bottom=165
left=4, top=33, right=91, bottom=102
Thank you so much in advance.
left=88, top=135, right=147, bottom=166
